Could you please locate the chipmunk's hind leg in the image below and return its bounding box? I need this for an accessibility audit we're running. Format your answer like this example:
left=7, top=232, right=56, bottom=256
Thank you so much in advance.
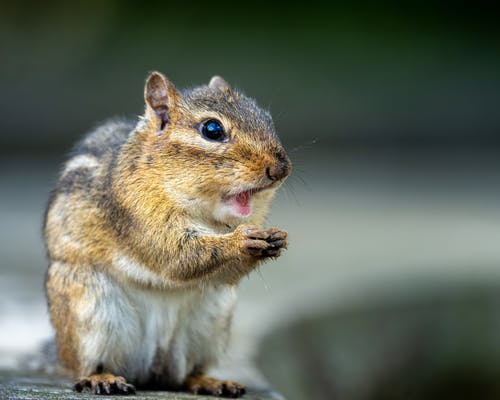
left=183, top=375, right=246, bottom=398
left=74, top=371, right=136, bottom=395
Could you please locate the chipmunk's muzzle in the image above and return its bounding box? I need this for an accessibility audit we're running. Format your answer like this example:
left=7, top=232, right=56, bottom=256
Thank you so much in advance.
left=265, top=149, right=291, bottom=182
left=221, top=149, right=290, bottom=218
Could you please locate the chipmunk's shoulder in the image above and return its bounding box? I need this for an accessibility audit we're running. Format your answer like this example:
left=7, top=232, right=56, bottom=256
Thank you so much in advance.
left=71, top=118, right=135, bottom=159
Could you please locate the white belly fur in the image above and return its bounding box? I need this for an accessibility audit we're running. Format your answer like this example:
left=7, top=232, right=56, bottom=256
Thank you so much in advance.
left=77, top=269, right=237, bottom=386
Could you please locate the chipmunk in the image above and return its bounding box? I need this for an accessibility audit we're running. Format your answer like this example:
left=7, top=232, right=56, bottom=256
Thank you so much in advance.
left=44, top=71, right=291, bottom=397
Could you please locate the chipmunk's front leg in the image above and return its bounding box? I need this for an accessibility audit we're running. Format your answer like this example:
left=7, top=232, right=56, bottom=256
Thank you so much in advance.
left=164, top=224, right=288, bottom=285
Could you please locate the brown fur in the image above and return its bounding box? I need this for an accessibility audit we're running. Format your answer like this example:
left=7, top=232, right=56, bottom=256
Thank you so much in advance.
left=44, top=71, right=291, bottom=396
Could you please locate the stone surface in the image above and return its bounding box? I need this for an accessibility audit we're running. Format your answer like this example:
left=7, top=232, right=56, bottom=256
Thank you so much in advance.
left=0, top=369, right=283, bottom=400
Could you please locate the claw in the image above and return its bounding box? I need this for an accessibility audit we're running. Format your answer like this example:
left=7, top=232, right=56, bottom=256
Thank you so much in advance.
left=93, top=383, right=101, bottom=395
left=102, top=382, right=111, bottom=394
left=263, top=248, right=281, bottom=257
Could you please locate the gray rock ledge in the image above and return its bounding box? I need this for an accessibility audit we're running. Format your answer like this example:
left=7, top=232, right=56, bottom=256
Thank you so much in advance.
left=0, top=369, right=283, bottom=400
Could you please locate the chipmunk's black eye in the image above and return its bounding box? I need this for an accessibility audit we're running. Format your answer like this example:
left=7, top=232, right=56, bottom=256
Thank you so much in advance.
left=199, top=119, right=227, bottom=142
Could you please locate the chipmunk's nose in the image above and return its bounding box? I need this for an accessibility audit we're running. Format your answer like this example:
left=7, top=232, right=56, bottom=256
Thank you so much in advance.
left=266, top=150, right=291, bottom=182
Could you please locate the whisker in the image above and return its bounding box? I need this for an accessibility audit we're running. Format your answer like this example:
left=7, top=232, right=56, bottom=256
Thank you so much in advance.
left=282, top=180, right=301, bottom=206
left=288, top=138, right=318, bottom=154
left=285, top=169, right=311, bottom=192
left=256, top=266, right=270, bottom=292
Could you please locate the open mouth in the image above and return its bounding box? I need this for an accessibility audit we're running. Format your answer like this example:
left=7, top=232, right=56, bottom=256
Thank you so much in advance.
left=222, top=184, right=275, bottom=217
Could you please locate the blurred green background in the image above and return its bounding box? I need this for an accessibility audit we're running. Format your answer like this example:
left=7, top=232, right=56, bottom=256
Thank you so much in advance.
left=1, top=2, right=500, bottom=400
left=2, top=1, right=500, bottom=153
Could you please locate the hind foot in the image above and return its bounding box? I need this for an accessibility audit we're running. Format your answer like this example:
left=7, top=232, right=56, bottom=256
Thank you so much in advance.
left=74, top=373, right=136, bottom=395
left=184, top=375, right=246, bottom=398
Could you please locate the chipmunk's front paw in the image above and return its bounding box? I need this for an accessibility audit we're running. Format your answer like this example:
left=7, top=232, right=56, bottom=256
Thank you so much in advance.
left=238, top=225, right=288, bottom=258
left=184, top=375, right=246, bottom=398
left=74, top=373, right=136, bottom=395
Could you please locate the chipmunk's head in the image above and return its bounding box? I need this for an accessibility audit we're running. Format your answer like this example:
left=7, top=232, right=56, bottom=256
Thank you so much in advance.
left=137, top=71, right=291, bottom=226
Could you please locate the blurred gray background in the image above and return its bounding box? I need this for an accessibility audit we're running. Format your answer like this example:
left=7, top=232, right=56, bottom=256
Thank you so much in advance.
left=1, top=2, right=500, bottom=399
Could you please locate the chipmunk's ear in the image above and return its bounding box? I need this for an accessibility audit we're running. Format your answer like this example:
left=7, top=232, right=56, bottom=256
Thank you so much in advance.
left=144, top=71, right=180, bottom=131
left=209, top=76, right=231, bottom=92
